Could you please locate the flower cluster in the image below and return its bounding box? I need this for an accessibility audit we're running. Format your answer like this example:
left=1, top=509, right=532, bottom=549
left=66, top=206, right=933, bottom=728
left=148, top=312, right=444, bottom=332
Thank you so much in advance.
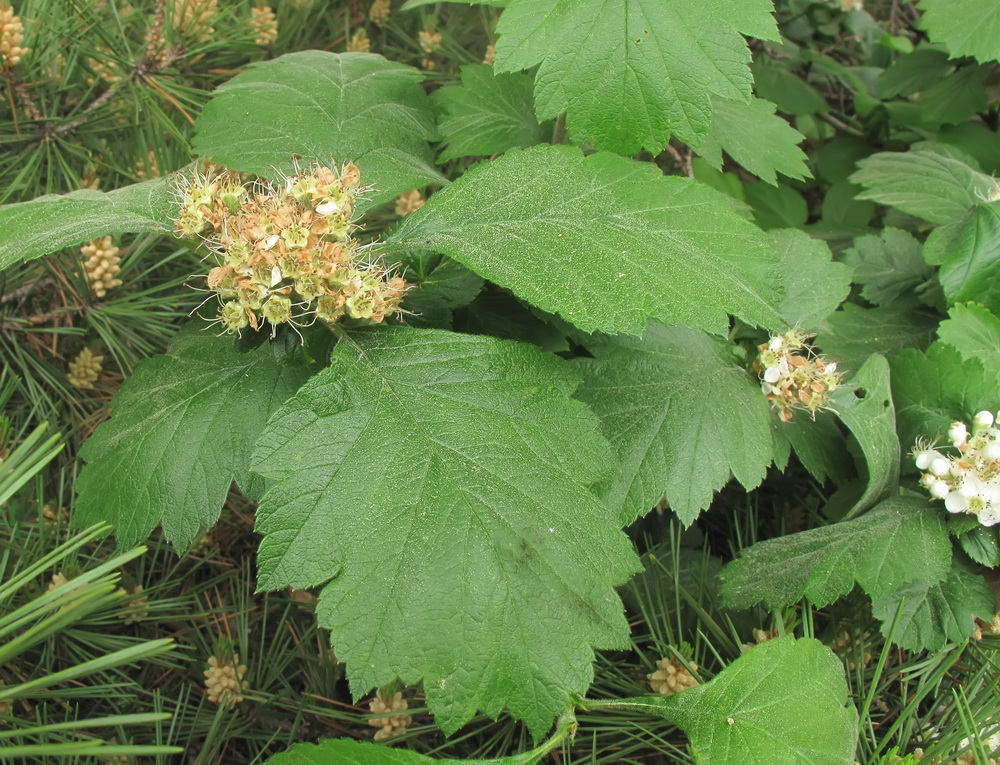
left=116, top=584, right=149, bottom=625
left=173, top=0, right=218, bottom=43
left=80, top=236, right=123, bottom=298
left=172, top=161, right=409, bottom=336
left=368, top=690, right=412, bottom=741
left=249, top=5, right=278, bottom=45
left=204, top=654, right=248, bottom=707
left=647, top=656, right=699, bottom=695
left=347, top=29, right=370, bottom=52
left=394, top=189, right=424, bottom=217
left=754, top=330, right=842, bottom=422
left=0, top=3, right=26, bottom=69
left=67, top=348, right=103, bottom=389
left=914, top=411, right=1000, bottom=526
left=368, top=0, right=390, bottom=26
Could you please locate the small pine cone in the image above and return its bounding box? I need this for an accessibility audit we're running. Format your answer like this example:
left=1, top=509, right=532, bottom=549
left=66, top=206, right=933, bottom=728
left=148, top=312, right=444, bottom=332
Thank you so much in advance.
left=368, top=690, right=412, bottom=740
left=117, top=584, right=149, bottom=625
left=0, top=3, right=28, bottom=69
left=647, top=656, right=699, bottom=695
left=81, top=236, right=122, bottom=297
left=173, top=0, right=218, bottom=42
left=417, top=29, right=441, bottom=54
left=347, top=28, right=370, bottom=53
left=250, top=6, right=278, bottom=45
left=204, top=654, right=249, bottom=708
left=368, top=0, right=390, bottom=27
left=46, top=571, right=70, bottom=592
left=483, top=43, right=495, bottom=65
left=394, top=189, right=425, bottom=217
left=67, top=348, right=104, bottom=389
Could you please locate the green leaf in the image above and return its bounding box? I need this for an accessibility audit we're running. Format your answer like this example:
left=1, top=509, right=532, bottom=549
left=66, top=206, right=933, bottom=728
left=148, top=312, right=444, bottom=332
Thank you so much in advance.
left=817, top=303, right=936, bottom=372
left=842, top=228, right=933, bottom=307
left=263, top=737, right=530, bottom=765
left=455, top=291, right=571, bottom=352
left=573, top=323, right=772, bottom=526
left=849, top=148, right=996, bottom=225
left=931, top=202, right=1000, bottom=315
left=872, top=557, right=995, bottom=651
left=720, top=497, right=951, bottom=611
left=875, top=45, right=952, bottom=99
left=401, top=253, right=485, bottom=328
left=192, top=52, right=444, bottom=213
left=919, top=64, right=991, bottom=127
left=773, top=229, right=852, bottom=327
left=772, top=414, right=855, bottom=486
left=494, top=0, right=778, bottom=154
left=432, top=65, right=546, bottom=161
left=697, top=98, right=810, bottom=186
left=0, top=179, right=170, bottom=271
left=607, top=638, right=858, bottom=764
left=936, top=302, right=1000, bottom=379
left=890, top=342, right=995, bottom=453
left=251, top=327, right=640, bottom=737
left=389, top=145, right=784, bottom=336
left=744, top=180, right=808, bottom=230
left=957, top=525, right=1000, bottom=568
left=74, top=326, right=312, bottom=551
left=750, top=63, right=828, bottom=116
left=917, top=0, right=1000, bottom=64
left=829, top=355, right=899, bottom=517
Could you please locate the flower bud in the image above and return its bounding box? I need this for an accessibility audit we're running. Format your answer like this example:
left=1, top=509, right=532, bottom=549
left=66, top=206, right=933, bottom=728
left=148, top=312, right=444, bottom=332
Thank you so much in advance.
left=975, top=411, right=995, bottom=430
left=948, top=421, right=968, bottom=447
left=929, top=481, right=950, bottom=500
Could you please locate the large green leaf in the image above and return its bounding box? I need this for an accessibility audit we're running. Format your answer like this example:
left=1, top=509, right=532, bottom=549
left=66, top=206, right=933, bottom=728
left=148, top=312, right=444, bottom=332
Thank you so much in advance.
left=0, top=179, right=170, bottom=271
left=772, top=229, right=852, bottom=327
left=917, top=0, right=1000, bottom=64
left=192, top=52, right=445, bottom=213
left=74, top=326, right=312, bottom=550
left=573, top=323, right=772, bottom=526
left=698, top=98, right=810, bottom=186
left=251, top=327, right=640, bottom=737
left=849, top=148, right=995, bottom=225
left=388, top=145, right=784, bottom=336
left=264, top=737, right=533, bottom=765
left=719, top=497, right=952, bottom=612
left=817, top=303, right=936, bottom=372
left=890, top=342, right=995, bottom=452
left=930, top=202, right=1000, bottom=315
left=494, top=0, right=778, bottom=155
left=829, top=355, right=899, bottom=518
left=936, top=302, right=1000, bottom=379
left=596, top=638, right=858, bottom=764
left=432, top=64, right=546, bottom=161
left=842, top=228, right=934, bottom=307
left=872, top=557, right=995, bottom=651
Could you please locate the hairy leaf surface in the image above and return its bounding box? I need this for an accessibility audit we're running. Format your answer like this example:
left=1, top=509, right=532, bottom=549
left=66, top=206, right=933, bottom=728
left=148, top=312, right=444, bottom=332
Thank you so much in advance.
left=872, top=558, right=994, bottom=651
left=0, top=179, right=170, bottom=270
left=432, top=65, right=546, bottom=161
left=937, top=302, right=1000, bottom=379
left=720, top=497, right=951, bottom=611
left=931, top=202, right=1000, bottom=315
left=622, top=638, right=858, bottom=764
left=850, top=148, right=995, bottom=225
left=843, top=228, right=933, bottom=307
left=252, top=327, right=640, bottom=736
left=389, top=145, right=784, bottom=336
left=264, top=736, right=527, bottom=765
left=74, top=326, right=312, bottom=550
left=817, top=303, right=936, bottom=371
left=698, top=98, right=810, bottom=186
left=890, top=342, right=995, bottom=451
left=494, top=0, right=778, bottom=154
left=917, top=0, right=1000, bottom=64
left=829, top=354, right=899, bottom=517
left=573, top=323, right=772, bottom=526
left=192, top=52, right=444, bottom=212
left=772, top=229, right=851, bottom=327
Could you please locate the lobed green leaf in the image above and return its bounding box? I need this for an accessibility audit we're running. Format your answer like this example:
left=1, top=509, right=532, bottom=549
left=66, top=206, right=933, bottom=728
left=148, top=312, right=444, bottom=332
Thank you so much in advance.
left=917, top=0, right=1000, bottom=64
left=251, top=326, right=640, bottom=737
left=389, top=145, right=784, bottom=336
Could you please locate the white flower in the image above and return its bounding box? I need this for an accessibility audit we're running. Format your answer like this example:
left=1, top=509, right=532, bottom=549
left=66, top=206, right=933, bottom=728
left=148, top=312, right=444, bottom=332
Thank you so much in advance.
left=929, top=457, right=951, bottom=477
left=824, top=361, right=837, bottom=374
left=915, top=449, right=942, bottom=471
left=985, top=443, right=1000, bottom=461
left=945, top=474, right=1000, bottom=516
left=768, top=336, right=784, bottom=351
left=929, top=481, right=950, bottom=500
left=974, top=410, right=995, bottom=430
left=948, top=421, right=968, bottom=447
left=763, top=366, right=781, bottom=384
left=316, top=198, right=341, bottom=216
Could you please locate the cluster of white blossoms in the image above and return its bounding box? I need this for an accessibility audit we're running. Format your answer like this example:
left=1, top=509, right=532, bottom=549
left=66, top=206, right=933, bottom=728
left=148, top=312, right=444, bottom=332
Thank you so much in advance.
left=914, top=411, right=1000, bottom=526
left=754, top=329, right=843, bottom=422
